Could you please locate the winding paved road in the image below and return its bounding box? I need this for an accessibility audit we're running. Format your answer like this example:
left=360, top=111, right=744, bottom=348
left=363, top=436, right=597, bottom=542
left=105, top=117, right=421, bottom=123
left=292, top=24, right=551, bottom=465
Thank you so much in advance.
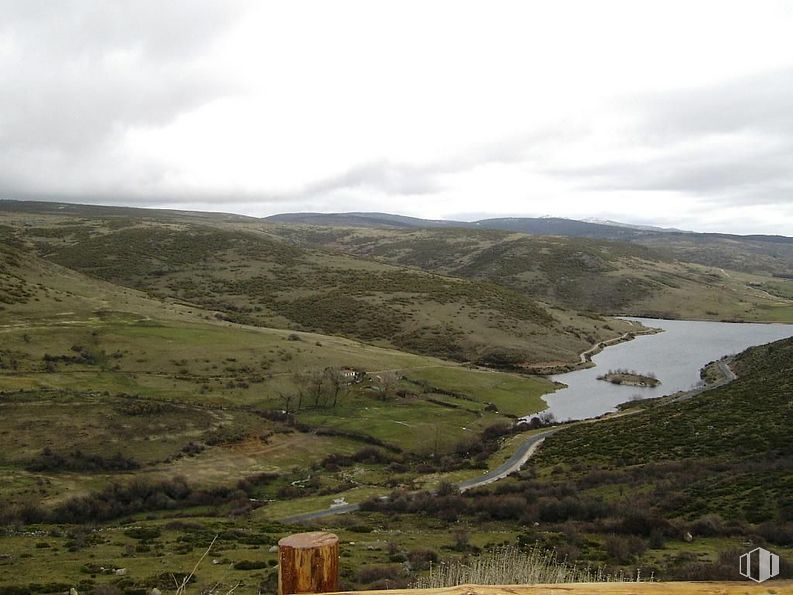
left=457, top=430, right=557, bottom=492
left=279, top=429, right=556, bottom=524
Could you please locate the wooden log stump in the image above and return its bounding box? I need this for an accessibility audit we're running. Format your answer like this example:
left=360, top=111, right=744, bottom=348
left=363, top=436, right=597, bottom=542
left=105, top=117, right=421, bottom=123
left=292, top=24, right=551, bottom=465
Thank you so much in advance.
left=278, top=531, right=340, bottom=595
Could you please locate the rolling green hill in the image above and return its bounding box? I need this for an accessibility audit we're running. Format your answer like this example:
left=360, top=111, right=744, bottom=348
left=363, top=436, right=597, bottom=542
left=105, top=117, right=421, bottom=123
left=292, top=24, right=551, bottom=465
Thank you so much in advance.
left=263, top=209, right=793, bottom=275
left=0, top=227, right=559, bottom=510
left=265, top=225, right=793, bottom=322
left=0, top=203, right=637, bottom=367
left=8, top=200, right=792, bottom=330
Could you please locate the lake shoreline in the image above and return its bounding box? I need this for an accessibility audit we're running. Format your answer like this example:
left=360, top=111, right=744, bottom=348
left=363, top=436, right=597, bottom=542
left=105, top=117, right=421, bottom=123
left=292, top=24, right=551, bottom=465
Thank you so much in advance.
left=521, top=319, right=663, bottom=376
left=536, top=317, right=793, bottom=421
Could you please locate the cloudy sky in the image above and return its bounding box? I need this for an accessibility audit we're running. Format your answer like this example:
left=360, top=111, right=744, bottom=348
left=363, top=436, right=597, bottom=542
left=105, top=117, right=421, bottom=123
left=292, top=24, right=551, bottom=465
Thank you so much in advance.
left=2, top=1, right=793, bottom=234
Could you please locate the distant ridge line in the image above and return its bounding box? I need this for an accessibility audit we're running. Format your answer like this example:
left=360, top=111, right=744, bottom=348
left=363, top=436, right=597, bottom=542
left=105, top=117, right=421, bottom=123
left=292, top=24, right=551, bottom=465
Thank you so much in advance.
left=263, top=211, right=793, bottom=242
left=1, top=199, right=790, bottom=241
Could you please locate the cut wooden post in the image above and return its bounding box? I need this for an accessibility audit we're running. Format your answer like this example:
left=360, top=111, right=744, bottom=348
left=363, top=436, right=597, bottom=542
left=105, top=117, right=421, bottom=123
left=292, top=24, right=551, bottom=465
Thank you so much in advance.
left=278, top=531, right=340, bottom=595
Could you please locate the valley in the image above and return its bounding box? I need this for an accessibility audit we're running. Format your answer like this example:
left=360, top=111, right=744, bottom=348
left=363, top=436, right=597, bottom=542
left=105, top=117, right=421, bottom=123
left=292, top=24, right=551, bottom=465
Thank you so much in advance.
left=1, top=201, right=792, bottom=592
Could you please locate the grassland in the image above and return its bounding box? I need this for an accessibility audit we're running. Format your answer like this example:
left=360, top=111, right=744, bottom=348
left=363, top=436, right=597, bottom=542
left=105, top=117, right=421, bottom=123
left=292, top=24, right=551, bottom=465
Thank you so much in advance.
left=404, top=366, right=549, bottom=415
left=0, top=205, right=638, bottom=368
left=0, top=311, right=559, bottom=510
left=6, top=201, right=793, bottom=328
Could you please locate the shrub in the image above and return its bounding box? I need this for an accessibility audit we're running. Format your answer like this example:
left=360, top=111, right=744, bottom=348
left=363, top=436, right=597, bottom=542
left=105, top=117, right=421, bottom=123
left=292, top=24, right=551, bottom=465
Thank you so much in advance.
left=27, top=448, right=140, bottom=473
left=49, top=476, right=249, bottom=524
left=407, top=548, right=439, bottom=571
left=756, top=522, right=793, bottom=546
left=484, top=495, right=530, bottom=520
left=233, top=560, right=269, bottom=570
left=617, top=509, right=673, bottom=537
left=691, top=514, right=730, bottom=537
left=604, top=535, right=647, bottom=564
left=357, top=565, right=403, bottom=584
left=452, top=529, right=471, bottom=551
left=123, top=527, right=161, bottom=540
left=482, top=422, right=513, bottom=441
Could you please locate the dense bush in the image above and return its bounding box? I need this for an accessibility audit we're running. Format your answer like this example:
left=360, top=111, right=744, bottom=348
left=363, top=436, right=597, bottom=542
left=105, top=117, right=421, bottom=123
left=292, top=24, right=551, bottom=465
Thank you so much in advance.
left=407, top=548, right=439, bottom=570
left=117, top=400, right=175, bottom=416
left=27, top=448, right=140, bottom=473
left=604, top=535, right=647, bottom=564
left=123, top=527, right=161, bottom=540
left=39, top=477, right=251, bottom=524
left=319, top=447, right=398, bottom=470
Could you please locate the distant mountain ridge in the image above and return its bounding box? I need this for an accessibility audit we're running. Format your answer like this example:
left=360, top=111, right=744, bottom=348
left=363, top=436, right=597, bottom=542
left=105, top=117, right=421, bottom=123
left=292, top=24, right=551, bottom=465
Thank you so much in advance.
left=264, top=211, right=793, bottom=242
left=264, top=211, right=461, bottom=229
left=3, top=201, right=790, bottom=241
left=581, top=217, right=689, bottom=233
left=264, top=211, right=793, bottom=276
left=264, top=211, right=646, bottom=237
left=3, top=200, right=793, bottom=274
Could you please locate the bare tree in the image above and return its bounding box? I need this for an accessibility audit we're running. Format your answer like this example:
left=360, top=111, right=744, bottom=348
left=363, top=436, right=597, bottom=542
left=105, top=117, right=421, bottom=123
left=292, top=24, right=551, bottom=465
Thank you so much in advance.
left=323, top=367, right=347, bottom=408
left=375, top=370, right=401, bottom=400
left=278, top=392, right=294, bottom=414
left=291, top=371, right=309, bottom=411
left=308, top=370, right=326, bottom=407
left=293, top=369, right=335, bottom=408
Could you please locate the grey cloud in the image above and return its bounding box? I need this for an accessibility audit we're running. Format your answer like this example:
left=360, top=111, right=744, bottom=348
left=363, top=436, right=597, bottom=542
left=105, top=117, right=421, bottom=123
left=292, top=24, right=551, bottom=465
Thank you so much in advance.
left=0, top=1, right=248, bottom=200
left=546, top=66, right=793, bottom=207
left=0, top=1, right=247, bottom=63
left=301, top=71, right=793, bottom=208
left=283, top=125, right=574, bottom=202
left=293, top=161, right=442, bottom=198
left=631, top=66, right=793, bottom=139
left=561, top=143, right=793, bottom=198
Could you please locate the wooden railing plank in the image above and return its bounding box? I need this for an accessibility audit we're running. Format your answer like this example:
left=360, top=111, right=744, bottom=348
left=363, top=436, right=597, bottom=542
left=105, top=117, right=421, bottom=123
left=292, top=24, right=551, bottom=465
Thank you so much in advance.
left=329, top=581, right=793, bottom=595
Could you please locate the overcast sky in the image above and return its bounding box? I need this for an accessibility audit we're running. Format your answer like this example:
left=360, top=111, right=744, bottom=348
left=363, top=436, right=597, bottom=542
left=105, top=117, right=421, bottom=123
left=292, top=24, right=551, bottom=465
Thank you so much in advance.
left=2, top=1, right=793, bottom=234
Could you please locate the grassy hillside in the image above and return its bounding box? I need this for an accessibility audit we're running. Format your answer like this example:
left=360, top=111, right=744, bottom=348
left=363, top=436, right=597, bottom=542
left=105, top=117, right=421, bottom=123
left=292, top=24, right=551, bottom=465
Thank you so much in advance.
left=0, top=205, right=636, bottom=367
left=0, top=233, right=36, bottom=306
left=267, top=225, right=793, bottom=322
left=635, top=232, right=793, bottom=276
left=0, top=228, right=557, bottom=514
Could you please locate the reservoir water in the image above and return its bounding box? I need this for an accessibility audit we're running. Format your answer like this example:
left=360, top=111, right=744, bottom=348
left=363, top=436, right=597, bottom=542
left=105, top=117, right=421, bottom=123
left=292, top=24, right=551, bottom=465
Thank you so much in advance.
left=541, top=318, right=793, bottom=421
